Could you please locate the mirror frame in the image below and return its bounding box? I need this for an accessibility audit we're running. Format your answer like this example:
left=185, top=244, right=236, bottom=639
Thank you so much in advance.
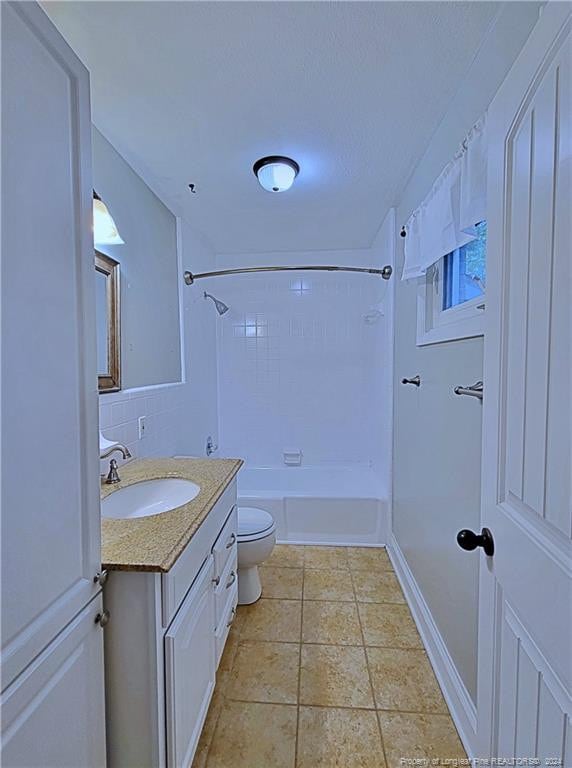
left=95, top=250, right=121, bottom=393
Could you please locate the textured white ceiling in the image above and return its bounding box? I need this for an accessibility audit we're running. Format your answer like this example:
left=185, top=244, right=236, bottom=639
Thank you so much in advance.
left=44, top=1, right=502, bottom=254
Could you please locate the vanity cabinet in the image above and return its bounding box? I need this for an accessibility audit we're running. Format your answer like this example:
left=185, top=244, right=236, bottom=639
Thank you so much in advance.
left=104, top=480, right=238, bottom=768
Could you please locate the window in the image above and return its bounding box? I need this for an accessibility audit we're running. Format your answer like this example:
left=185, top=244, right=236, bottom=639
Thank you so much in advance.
left=442, top=221, right=487, bottom=310
left=417, top=221, right=486, bottom=345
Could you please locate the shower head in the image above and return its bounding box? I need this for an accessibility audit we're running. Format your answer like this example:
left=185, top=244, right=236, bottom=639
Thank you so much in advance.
left=203, top=291, right=230, bottom=316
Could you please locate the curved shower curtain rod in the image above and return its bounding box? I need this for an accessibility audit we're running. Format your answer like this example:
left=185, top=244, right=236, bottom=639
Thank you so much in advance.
left=183, top=264, right=393, bottom=285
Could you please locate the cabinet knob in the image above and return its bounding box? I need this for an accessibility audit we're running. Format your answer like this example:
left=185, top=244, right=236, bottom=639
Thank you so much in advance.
left=95, top=609, right=110, bottom=628
left=226, top=607, right=236, bottom=627
left=93, top=570, right=108, bottom=587
left=212, top=575, right=221, bottom=586
left=226, top=533, right=236, bottom=549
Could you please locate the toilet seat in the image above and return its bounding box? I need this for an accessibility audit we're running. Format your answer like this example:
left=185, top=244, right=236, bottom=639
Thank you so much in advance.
left=238, top=507, right=276, bottom=542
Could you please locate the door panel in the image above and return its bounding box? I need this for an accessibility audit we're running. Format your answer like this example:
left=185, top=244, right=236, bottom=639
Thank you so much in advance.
left=0, top=594, right=106, bottom=768
left=165, top=556, right=216, bottom=768
left=1, top=1, right=100, bottom=689
left=478, top=5, right=571, bottom=758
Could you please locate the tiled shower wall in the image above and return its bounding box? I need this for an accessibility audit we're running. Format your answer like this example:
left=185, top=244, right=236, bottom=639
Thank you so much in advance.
left=215, top=247, right=393, bottom=480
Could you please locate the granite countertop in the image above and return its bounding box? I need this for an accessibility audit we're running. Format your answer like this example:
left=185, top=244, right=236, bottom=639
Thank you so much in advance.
left=100, top=457, right=243, bottom=573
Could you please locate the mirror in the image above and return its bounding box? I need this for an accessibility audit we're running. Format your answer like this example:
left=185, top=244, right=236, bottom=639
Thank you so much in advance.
left=95, top=251, right=121, bottom=392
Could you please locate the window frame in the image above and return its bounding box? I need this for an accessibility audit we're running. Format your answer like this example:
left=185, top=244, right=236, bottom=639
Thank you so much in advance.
left=416, top=254, right=485, bottom=346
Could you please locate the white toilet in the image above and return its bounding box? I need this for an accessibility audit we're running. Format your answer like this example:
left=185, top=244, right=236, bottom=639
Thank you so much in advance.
left=237, top=506, right=276, bottom=605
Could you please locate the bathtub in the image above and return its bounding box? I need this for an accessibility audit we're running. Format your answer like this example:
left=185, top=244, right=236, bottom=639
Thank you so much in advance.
left=238, top=466, right=388, bottom=546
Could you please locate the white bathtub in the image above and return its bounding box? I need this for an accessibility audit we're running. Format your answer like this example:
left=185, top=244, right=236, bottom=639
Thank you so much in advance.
left=238, top=466, right=388, bottom=546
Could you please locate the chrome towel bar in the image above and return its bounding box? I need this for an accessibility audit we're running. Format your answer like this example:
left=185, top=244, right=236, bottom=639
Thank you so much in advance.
left=454, top=381, right=483, bottom=400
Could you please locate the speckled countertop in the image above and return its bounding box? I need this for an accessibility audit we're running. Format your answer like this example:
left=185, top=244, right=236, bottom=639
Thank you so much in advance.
left=100, top=457, right=243, bottom=573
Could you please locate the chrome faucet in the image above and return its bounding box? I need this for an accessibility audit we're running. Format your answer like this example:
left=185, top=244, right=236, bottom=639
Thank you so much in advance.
left=100, top=444, right=131, bottom=484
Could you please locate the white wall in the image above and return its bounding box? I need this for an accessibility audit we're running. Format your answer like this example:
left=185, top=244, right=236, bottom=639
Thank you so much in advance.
left=391, top=1, right=541, bottom=712
left=216, top=247, right=392, bottom=491
left=93, top=127, right=181, bottom=389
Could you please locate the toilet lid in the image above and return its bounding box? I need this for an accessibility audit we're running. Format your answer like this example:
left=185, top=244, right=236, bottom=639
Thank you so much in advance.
left=238, top=507, right=275, bottom=538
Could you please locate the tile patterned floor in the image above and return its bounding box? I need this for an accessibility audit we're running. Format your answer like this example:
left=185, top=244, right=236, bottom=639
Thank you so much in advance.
left=192, top=545, right=466, bottom=768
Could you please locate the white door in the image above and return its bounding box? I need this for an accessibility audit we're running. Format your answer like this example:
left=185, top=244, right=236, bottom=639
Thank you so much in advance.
left=1, top=0, right=101, bottom=690
left=165, top=556, right=216, bottom=768
left=476, top=4, right=571, bottom=760
left=1, top=595, right=106, bottom=768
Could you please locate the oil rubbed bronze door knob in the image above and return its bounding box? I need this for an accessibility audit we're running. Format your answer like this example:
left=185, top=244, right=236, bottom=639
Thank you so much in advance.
left=456, top=527, right=494, bottom=557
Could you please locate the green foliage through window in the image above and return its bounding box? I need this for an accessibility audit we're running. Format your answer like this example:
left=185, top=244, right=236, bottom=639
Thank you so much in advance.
left=443, top=221, right=487, bottom=311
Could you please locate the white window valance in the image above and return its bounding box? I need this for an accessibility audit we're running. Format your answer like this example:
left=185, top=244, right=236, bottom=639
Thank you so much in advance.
left=402, top=114, right=488, bottom=280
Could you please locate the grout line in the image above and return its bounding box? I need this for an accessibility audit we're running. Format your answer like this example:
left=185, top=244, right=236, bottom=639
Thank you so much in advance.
left=294, top=566, right=305, bottom=768
left=355, top=573, right=391, bottom=768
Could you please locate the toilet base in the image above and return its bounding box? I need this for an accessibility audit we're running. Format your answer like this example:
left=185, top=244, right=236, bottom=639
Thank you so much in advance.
left=238, top=565, right=262, bottom=605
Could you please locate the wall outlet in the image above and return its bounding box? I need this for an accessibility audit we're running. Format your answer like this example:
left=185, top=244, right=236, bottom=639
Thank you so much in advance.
left=138, top=416, right=147, bottom=440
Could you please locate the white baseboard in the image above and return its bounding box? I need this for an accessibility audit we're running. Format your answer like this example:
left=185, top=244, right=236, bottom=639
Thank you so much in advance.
left=388, top=534, right=477, bottom=760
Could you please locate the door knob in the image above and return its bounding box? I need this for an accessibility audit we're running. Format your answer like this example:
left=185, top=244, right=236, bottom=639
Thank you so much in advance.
left=456, top=527, right=494, bottom=557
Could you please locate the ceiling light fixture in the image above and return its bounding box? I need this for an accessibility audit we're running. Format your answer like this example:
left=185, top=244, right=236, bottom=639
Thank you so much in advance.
left=93, top=191, right=124, bottom=245
left=253, top=156, right=299, bottom=193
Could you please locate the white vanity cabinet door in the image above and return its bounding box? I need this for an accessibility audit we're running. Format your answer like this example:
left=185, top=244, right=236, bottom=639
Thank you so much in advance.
left=1, top=594, right=106, bottom=768
left=165, top=555, right=216, bottom=768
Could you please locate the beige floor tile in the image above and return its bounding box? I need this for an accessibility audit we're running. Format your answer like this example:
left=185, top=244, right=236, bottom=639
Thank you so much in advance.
left=300, top=644, right=374, bottom=708
left=359, top=603, right=423, bottom=649
left=352, top=570, right=405, bottom=604
left=217, top=625, right=239, bottom=676
left=367, top=648, right=448, bottom=713
left=297, top=706, right=386, bottom=768
left=302, top=601, right=363, bottom=646
left=227, top=640, right=300, bottom=704
left=260, top=566, right=303, bottom=599
left=266, top=544, right=305, bottom=568
left=378, top=712, right=466, bottom=768
left=303, top=568, right=355, bottom=601
left=206, top=700, right=297, bottom=768
left=191, top=687, right=225, bottom=768
left=347, top=547, right=393, bottom=572
left=303, top=546, right=349, bottom=570
left=237, top=599, right=302, bottom=643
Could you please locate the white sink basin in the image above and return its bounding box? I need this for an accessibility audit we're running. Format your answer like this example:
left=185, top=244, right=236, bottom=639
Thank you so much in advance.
left=102, top=478, right=200, bottom=520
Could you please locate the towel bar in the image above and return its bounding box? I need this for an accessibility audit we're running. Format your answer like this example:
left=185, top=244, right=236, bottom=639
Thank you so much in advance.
left=454, top=381, right=483, bottom=400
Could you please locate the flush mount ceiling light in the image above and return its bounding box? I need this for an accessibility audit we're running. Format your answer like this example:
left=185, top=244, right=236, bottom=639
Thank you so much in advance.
left=253, top=156, right=299, bottom=193
left=93, top=191, right=124, bottom=245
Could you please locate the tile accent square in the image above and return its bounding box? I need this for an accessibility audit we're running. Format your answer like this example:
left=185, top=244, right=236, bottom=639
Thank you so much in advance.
left=302, top=601, right=362, bottom=646
left=347, top=547, right=393, bottom=572
left=300, top=644, right=374, bottom=708
left=303, top=546, right=349, bottom=570
left=207, top=701, right=297, bottom=768
left=260, top=566, right=303, bottom=599
left=303, top=568, right=355, bottom=601
left=237, top=599, right=302, bottom=643
left=227, top=641, right=300, bottom=704
left=297, top=707, right=386, bottom=768
left=378, top=712, right=466, bottom=768
left=367, top=648, right=448, bottom=713
left=267, top=544, right=305, bottom=568
left=359, top=603, right=423, bottom=649
left=352, top=570, right=406, bottom=604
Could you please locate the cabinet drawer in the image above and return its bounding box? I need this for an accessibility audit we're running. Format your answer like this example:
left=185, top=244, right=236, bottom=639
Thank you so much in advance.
left=212, top=505, right=238, bottom=578
left=215, top=583, right=238, bottom=668
left=214, top=551, right=237, bottom=631
left=162, top=480, right=237, bottom=627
